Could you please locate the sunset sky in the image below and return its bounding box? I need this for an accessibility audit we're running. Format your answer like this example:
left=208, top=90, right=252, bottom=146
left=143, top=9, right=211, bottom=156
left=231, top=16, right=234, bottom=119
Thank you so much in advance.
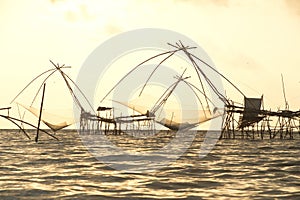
left=1, top=0, right=300, bottom=128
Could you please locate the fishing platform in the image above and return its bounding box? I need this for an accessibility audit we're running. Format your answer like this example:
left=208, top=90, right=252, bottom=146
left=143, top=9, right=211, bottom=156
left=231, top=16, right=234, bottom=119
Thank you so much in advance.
left=2, top=41, right=300, bottom=141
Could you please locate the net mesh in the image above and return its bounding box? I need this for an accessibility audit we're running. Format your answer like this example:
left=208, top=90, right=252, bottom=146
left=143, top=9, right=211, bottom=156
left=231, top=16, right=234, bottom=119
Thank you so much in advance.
left=113, top=94, right=221, bottom=129
left=18, top=103, right=75, bottom=131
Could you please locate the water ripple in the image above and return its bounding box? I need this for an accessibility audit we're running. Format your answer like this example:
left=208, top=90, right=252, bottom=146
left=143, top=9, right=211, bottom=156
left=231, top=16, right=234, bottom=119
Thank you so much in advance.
left=0, top=130, right=299, bottom=199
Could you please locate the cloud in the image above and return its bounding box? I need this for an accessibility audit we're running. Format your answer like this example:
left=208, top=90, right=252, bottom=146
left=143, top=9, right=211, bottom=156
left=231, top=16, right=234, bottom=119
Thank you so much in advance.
left=64, top=4, right=94, bottom=22
left=49, top=0, right=95, bottom=22
left=174, top=0, right=229, bottom=7
left=104, top=24, right=123, bottom=35
left=285, top=0, right=300, bottom=15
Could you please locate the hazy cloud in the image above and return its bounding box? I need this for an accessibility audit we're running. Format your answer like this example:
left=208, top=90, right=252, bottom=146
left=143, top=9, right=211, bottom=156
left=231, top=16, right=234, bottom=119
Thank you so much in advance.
left=104, top=24, right=123, bottom=35
left=285, top=0, right=300, bottom=15
left=50, top=0, right=95, bottom=22
left=174, top=0, right=228, bottom=7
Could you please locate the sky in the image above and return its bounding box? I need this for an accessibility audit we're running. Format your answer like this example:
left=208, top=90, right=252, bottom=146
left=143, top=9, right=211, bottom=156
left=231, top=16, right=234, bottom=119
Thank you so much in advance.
left=1, top=0, right=300, bottom=128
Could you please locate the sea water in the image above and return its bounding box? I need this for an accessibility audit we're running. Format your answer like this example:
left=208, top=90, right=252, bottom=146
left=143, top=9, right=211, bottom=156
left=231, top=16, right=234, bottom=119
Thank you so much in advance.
left=0, top=130, right=299, bottom=199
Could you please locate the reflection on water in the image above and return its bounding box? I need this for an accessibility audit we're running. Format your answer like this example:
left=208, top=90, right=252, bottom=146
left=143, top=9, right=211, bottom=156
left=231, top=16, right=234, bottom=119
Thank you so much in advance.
left=0, top=130, right=299, bottom=199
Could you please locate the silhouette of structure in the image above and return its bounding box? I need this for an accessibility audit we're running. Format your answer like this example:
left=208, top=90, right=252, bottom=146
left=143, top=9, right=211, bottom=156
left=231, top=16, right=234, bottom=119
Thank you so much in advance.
left=5, top=42, right=300, bottom=140
left=79, top=42, right=223, bottom=135
left=221, top=96, right=300, bottom=139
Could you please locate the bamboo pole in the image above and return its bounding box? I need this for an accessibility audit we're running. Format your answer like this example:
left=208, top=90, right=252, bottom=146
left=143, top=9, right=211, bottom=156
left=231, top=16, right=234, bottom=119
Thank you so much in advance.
left=35, top=83, right=46, bottom=142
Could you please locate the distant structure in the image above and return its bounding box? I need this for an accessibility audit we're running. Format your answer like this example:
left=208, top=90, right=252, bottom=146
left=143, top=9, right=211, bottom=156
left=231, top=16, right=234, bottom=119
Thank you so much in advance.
left=79, top=42, right=222, bottom=135
left=221, top=81, right=300, bottom=139
left=5, top=42, right=300, bottom=141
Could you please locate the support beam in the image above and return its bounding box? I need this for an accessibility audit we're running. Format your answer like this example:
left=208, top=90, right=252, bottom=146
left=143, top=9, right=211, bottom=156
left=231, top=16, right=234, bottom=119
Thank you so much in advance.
left=36, top=83, right=46, bottom=142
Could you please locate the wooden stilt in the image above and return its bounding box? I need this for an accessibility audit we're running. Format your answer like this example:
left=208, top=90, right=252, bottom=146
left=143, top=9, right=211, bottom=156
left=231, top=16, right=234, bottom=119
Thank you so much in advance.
left=35, top=83, right=46, bottom=143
